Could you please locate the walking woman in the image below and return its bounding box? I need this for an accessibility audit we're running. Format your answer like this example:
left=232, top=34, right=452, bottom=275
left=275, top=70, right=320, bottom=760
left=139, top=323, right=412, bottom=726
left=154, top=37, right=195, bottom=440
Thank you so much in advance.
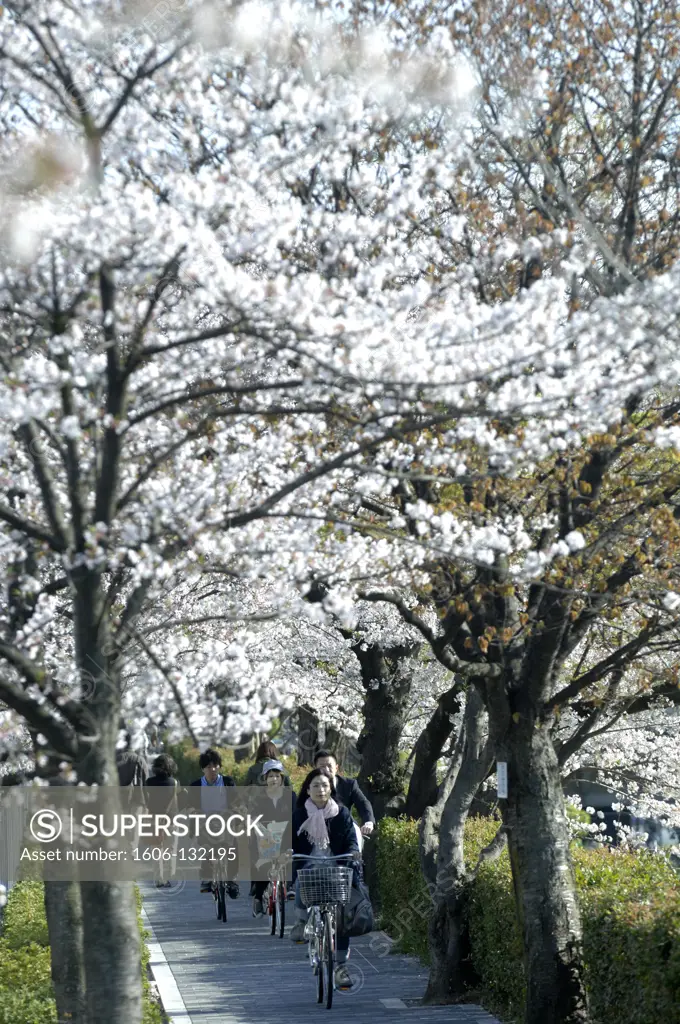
left=144, top=753, right=179, bottom=887
left=244, top=740, right=292, bottom=786
left=289, top=768, right=359, bottom=990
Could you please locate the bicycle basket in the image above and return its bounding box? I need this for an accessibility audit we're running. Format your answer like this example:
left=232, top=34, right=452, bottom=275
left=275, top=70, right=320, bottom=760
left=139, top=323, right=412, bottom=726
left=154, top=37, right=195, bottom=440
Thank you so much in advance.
left=297, top=866, right=353, bottom=906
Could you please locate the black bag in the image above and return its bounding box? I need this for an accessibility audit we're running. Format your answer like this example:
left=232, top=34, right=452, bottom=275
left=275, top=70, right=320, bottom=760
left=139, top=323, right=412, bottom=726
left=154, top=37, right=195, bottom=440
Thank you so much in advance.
left=337, top=878, right=374, bottom=938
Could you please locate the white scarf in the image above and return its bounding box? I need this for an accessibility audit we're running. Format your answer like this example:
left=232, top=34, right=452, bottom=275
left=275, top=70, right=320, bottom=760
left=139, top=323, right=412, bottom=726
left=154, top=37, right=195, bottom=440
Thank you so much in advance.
left=297, top=796, right=340, bottom=850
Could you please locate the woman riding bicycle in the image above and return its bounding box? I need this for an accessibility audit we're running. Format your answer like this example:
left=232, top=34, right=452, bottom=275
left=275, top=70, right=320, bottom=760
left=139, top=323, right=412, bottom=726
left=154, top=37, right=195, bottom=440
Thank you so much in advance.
left=289, top=768, right=359, bottom=990
left=251, top=759, right=297, bottom=918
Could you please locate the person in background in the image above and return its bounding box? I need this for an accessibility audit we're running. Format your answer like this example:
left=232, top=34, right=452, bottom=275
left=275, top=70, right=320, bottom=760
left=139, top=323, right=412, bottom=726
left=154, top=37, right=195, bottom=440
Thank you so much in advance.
left=190, top=749, right=239, bottom=898
left=251, top=759, right=297, bottom=917
left=244, top=740, right=292, bottom=786
left=314, top=750, right=375, bottom=841
left=289, top=768, right=359, bottom=990
left=116, top=749, right=148, bottom=789
left=116, top=749, right=148, bottom=858
left=145, top=753, right=178, bottom=887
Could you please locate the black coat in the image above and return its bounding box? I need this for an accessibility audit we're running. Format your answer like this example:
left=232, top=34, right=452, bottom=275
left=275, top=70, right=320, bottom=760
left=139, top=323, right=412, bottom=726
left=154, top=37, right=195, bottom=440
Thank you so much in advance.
left=333, top=775, right=375, bottom=824
left=145, top=775, right=177, bottom=812
left=292, top=803, right=359, bottom=859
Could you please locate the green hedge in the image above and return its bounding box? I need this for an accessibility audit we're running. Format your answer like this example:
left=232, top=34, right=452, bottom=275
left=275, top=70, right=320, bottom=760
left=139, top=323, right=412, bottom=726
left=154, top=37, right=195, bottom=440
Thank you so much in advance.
left=376, top=816, right=680, bottom=1024
left=164, top=737, right=311, bottom=791
left=0, top=882, right=163, bottom=1024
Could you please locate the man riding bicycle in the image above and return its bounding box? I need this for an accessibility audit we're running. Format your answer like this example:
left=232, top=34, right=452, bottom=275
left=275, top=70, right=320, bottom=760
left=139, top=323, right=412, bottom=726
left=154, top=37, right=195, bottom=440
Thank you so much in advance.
left=314, top=750, right=375, bottom=850
left=190, top=749, right=239, bottom=899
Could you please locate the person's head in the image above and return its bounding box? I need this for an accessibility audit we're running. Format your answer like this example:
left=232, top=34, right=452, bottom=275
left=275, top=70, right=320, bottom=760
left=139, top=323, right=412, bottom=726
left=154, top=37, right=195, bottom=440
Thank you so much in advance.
left=314, top=749, right=338, bottom=781
left=261, top=758, right=285, bottom=788
left=298, top=768, right=336, bottom=809
left=151, top=754, right=177, bottom=780
left=255, top=740, right=279, bottom=762
left=116, top=750, right=147, bottom=787
left=199, top=749, right=222, bottom=783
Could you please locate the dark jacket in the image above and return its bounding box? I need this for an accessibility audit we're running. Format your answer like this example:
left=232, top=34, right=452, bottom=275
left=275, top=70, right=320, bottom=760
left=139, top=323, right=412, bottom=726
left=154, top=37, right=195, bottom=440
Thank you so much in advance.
left=145, top=775, right=177, bottom=787
left=334, top=775, right=375, bottom=824
left=292, top=803, right=359, bottom=859
left=145, top=775, right=177, bottom=812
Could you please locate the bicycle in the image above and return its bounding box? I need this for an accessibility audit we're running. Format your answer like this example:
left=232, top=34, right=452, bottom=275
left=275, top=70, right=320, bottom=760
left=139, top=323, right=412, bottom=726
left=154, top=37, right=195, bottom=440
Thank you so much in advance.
left=290, top=852, right=358, bottom=1009
left=212, top=855, right=228, bottom=923
left=210, top=849, right=238, bottom=922
left=265, top=854, right=288, bottom=938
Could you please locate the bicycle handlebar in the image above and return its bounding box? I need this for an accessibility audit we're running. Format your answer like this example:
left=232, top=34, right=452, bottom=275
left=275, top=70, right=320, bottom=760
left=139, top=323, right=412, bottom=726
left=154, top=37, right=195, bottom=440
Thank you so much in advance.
left=287, top=851, right=362, bottom=863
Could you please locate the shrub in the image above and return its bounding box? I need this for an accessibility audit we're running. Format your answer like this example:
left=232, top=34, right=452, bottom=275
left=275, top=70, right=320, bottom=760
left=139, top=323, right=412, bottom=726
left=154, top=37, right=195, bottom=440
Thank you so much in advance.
left=576, top=848, right=680, bottom=1024
left=164, top=737, right=310, bottom=790
left=375, top=817, right=430, bottom=960
left=0, top=883, right=56, bottom=1024
left=375, top=817, right=680, bottom=1024
left=0, top=882, right=164, bottom=1024
left=0, top=880, right=49, bottom=949
left=375, top=816, right=501, bottom=964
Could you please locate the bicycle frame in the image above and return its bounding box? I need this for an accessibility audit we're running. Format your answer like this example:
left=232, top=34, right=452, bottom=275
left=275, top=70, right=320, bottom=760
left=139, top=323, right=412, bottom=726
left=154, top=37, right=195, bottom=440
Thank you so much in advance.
left=211, top=847, right=233, bottom=923
left=290, top=852, right=361, bottom=1009
left=266, top=856, right=288, bottom=937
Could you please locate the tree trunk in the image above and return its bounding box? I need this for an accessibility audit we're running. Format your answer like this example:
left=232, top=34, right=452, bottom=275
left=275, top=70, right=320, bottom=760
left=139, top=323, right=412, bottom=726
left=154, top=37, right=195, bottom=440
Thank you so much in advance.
left=43, top=775, right=87, bottom=1024
left=74, top=637, right=144, bottom=1024
left=297, top=704, right=319, bottom=766
left=404, top=681, right=463, bottom=819
left=355, top=640, right=419, bottom=820
left=425, top=888, right=476, bottom=1002
left=503, top=717, right=589, bottom=1024
left=323, top=725, right=350, bottom=768
left=44, top=881, right=87, bottom=1024
left=79, top=881, right=143, bottom=1024
left=423, top=686, right=494, bottom=1003
left=234, top=732, right=257, bottom=763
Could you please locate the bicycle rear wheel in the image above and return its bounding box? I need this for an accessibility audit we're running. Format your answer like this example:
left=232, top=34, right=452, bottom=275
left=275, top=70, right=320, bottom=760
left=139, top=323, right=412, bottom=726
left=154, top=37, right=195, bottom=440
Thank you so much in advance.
left=322, top=911, right=334, bottom=1009
left=215, top=882, right=227, bottom=922
left=277, top=877, right=286, bottom=938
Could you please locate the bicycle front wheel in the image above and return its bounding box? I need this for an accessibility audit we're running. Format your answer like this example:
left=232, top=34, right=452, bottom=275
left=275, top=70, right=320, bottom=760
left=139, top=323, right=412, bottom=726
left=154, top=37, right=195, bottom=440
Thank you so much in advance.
left=269, top=882, right=276, bottom=935
left=322, top=911, right=334, bottom=1010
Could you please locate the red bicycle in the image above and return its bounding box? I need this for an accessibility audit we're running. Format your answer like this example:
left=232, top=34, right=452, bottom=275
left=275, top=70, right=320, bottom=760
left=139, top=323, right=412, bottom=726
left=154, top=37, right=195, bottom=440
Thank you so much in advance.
left=265, top=855, right=287, bottom=938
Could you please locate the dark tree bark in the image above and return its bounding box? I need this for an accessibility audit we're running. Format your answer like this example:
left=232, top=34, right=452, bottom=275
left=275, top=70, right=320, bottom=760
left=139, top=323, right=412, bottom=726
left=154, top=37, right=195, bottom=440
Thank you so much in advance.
left=482, top=582, right=590, bottom=1024
left=420, top=686, right=499, bottom=1003
left=323, top=725, right=352, bottom=768
left=404, top=680, right=464, bottom=819
left=79, top=880, right=143, bottom=1024
left=41, top=772, right=87, bottom=1024
left=354, top=640, right=420, bottom=820
left=73, top=583, right=145, bottom=1024
left=501, top=714, right=589, bottom=1024
left=297, top=704, right=319, bottom=766
left=234, top=732, right=257, bottom=763
left=44, top=881, right=87, bottom=1024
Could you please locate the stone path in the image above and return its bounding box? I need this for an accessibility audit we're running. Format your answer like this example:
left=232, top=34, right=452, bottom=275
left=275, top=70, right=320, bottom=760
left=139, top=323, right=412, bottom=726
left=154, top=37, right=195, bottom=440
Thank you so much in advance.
left=142, top=882, right=501, bottom=1024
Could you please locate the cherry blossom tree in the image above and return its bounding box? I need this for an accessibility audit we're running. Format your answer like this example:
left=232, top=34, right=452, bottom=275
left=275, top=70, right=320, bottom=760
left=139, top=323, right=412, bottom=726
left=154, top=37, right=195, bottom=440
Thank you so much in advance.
left=0, top=4, right=481, bottom=1021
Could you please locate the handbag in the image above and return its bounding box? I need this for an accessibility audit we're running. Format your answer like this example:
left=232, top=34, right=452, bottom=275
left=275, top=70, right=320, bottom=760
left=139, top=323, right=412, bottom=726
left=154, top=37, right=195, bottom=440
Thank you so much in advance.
left=337, top=877, right=374, bottom=938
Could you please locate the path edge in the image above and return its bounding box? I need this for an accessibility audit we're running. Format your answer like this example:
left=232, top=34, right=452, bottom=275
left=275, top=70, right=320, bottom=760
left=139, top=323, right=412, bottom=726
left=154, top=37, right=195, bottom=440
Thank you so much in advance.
left=141, top=904, right=193, bottom=1024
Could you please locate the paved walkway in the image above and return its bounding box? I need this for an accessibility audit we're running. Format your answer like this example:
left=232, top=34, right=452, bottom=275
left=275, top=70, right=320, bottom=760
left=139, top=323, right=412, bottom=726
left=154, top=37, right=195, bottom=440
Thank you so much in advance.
left=142, top=882, right=501, bottom=1024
